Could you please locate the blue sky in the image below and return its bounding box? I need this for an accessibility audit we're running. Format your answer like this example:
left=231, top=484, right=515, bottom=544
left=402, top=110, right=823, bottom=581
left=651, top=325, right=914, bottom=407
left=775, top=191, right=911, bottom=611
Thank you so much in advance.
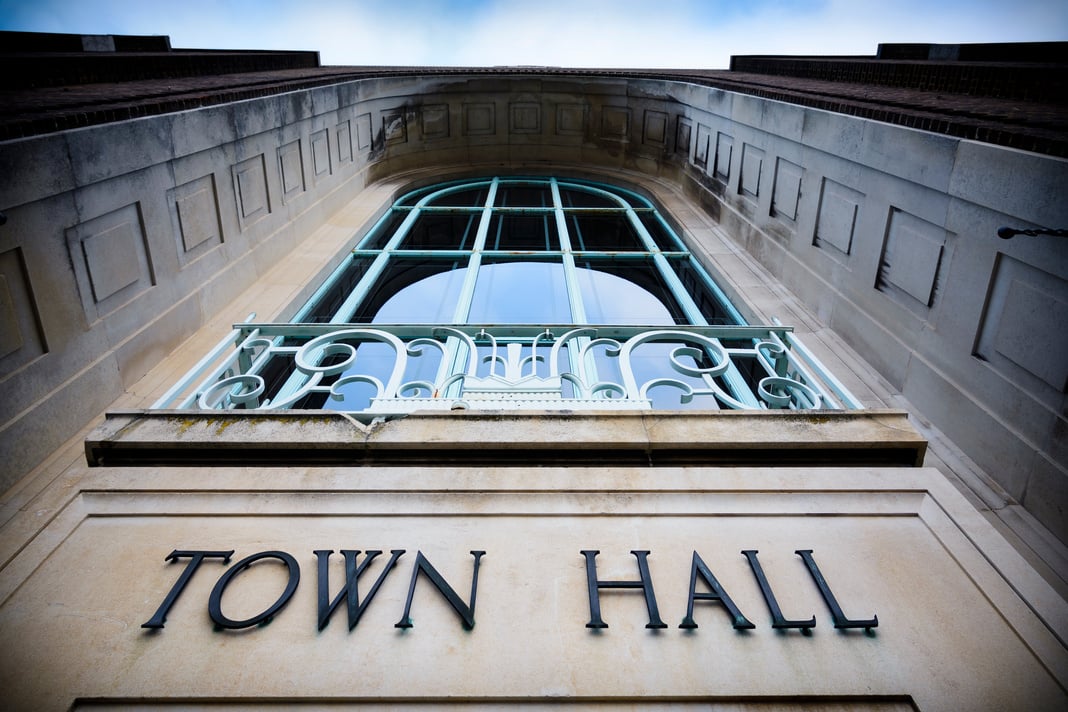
left=1, top=0, right=1065, bottom=68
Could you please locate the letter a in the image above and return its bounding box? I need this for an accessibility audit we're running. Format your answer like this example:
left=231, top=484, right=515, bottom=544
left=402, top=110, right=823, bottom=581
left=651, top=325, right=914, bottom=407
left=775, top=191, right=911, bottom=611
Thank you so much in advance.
left=679, top=551, right=754, bottom=630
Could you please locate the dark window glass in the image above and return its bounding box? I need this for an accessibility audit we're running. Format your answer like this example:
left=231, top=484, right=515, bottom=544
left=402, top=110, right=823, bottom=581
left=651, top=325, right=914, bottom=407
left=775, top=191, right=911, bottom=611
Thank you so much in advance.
left=638, top=212, right=682, bottom=251
left=302, top=256, right=374, bottom=322
left=568, top=214, right=646, bottom=251
left=427, top=187, right=488, bottom=207
left=399, top=213, right=480, bottom=250
left=669, top=258, right=736, bottom=325
left=496, top=184, right=551, bottom=207
left=362, top=209, right=410, bottom=249
left=560, top=188, right=617, bottom=208
left=485, top=213, right=559, bottom=251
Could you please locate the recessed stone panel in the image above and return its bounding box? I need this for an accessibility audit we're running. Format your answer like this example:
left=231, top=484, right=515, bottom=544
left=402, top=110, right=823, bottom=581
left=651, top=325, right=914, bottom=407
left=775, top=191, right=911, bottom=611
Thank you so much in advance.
left=694, top=124, right=711, bottom=168
left=66, top=202, right=154, bottom=321
left=464, top=103, right=495, bottom=136
left=772, top=158, right=802, bottom=221
left=0, top=247, right=46, bottom=373
left=813, top=178, right=862, bottom=257
left=643, top=110, right=667, bottom=146
left=0, top=273, right=22, bottom=359
left=311, top=129, right=331, bottom=180
left=422, top=104, right=450, bottom=139
left=509, top=102, right=540, bottom=134
left=714, top=132, right=733, bottom=181
left=675, top=116, right=692, bottom=156
left=976, top=254, right=1068, bottom=393
left=740, top=143, right=764, bottom=199
left=555, top=103, right=586, bottom=135
left=277, top=139, right=305, bottom=200
left=877, top=208, right=947, bottom=309
left=170, top=174, right=222, bottom=261
left=601, top=106, right=630, bottom=140
left=232, top=154, right=270, bottom=227
left=355, top=113, right=372, bottom=151
left=336, top=120, right=353, bottom=164
left=382, top=109, right=407, bottom=144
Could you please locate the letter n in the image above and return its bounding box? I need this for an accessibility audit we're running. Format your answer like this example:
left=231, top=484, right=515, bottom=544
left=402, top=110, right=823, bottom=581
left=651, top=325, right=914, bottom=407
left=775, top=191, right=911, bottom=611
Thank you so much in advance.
left=395, top=551, right=485, bottom=630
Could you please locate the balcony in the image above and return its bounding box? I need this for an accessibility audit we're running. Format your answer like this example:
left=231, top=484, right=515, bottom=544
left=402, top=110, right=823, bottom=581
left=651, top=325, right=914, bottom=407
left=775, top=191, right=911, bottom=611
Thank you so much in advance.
left=152, top=321, right=863, bottom=419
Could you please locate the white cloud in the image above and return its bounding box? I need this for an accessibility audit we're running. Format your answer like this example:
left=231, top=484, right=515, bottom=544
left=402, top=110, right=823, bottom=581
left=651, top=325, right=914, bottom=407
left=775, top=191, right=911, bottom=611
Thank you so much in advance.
left=1, top=0, right=1065, bottom=67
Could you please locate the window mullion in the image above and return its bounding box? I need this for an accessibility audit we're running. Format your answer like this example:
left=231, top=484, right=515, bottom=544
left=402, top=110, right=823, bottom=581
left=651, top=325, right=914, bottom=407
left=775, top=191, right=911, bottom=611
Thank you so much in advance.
left=552, top=180, right=602, bottom=397
left=435, top=178, right=499, bottom=400
left=451, top=177, right=499, bottom=323
left=552, top=178, right=588, bottom=325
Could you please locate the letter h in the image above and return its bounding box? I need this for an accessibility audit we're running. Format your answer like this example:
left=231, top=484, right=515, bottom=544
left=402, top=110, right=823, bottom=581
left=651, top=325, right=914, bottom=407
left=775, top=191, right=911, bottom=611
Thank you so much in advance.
left=580, top=550, right=667, bottom=629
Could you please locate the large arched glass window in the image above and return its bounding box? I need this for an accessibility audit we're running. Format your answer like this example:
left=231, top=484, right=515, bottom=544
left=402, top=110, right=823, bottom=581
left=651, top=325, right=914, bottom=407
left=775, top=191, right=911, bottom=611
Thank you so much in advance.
left=295, top=176, right=742, bottom=328
left=158, top=177, right=860, bottom=414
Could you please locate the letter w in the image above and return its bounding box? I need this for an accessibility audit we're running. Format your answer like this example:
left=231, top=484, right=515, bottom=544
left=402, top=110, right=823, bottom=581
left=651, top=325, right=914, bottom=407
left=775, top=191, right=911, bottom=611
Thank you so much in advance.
left=315, top=549, right=405, bottom=631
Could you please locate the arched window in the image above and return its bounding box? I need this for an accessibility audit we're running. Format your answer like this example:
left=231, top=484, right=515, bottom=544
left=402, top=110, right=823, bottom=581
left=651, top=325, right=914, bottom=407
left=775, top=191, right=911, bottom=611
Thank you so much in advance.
left=296, top=177, right=742, bottom=327
left=159, top=177, right=860, bottom=414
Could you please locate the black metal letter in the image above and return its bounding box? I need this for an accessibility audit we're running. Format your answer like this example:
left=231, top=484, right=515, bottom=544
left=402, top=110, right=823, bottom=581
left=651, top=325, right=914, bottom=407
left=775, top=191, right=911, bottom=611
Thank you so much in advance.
left=141, top=550, right=234, bottom=629
left=315, top=549, right=405, bottom=631
left=795, top=549, right=878, bottom=630
left=741, top=550, right=815, bottom=630
left=581, top=550, right=667, bottom=629
left=679, top=551, right=754, bottom=630
left=394, top=550, right=485, bottom=630
left=208, top=550, right=301, bottom=629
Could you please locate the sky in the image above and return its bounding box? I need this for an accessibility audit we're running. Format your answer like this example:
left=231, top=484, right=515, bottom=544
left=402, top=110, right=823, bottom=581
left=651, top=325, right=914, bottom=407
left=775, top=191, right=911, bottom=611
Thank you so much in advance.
left=1, top=0, right=1065, bottom=69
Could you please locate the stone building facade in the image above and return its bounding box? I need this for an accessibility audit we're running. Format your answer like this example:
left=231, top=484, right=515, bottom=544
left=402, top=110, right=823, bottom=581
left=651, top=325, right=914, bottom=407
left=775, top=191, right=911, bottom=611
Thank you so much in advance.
left=0, top=33, right=1066, bottom=709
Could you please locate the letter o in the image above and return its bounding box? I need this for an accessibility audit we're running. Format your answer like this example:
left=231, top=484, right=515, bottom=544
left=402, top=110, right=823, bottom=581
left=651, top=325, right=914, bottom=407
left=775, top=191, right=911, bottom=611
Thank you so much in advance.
left=208, top=551, right=300, bottom=629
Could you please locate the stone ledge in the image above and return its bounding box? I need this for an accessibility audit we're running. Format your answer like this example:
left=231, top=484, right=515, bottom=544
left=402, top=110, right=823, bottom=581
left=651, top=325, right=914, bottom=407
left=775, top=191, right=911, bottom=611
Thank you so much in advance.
left=85, top=408, right=926, bottom=468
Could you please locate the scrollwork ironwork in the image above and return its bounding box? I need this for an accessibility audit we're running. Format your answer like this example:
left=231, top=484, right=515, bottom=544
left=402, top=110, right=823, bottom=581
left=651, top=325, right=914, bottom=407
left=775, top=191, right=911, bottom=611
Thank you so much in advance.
left=172, top=324, right=859, bottom=414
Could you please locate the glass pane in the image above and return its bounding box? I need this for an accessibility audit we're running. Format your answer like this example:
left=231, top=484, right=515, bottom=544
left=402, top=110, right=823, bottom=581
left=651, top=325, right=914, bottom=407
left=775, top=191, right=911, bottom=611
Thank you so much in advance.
left=427, top=186, right=488, bottom=207
left=575, top=259, right=688, bottom=324
left=638, top=212, right=682, bottom=251
left=495, top=184, right=551, bottom=207
left=560, top=187, right=618, bottom=208
left=361, top=209, right=409, bottom=249
left=468, top=260, right=571, bottom=323
left=567, top=214, right=646, bottom=251
left=301, top=255, right=374, bottom=322
left=575, top=268, right=675, bottom=325
left=399, top=212, right=480, bottom=250
left=669, top=258, right=741, bottom=325
left=354, top=258, right=468, bottom=323
left=485, top=213, right=559, bottom=251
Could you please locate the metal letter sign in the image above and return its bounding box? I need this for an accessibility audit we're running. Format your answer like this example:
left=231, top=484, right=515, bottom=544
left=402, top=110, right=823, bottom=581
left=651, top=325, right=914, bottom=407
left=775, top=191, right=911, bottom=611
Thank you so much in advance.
left=142, top=550, right=234, bottom=629
left=796, top=549, right=878, bottom=630
left=141, top=546, right=876, bottom=634
left=395, top=551, right=486, bottom=630
left=742, top=550, right=816, bottom=630
left=679, top=551, right=755, bottom=630
left=315, top=549, right=406, bottom=631
left=208, top=551, right=301, bottom=629
left=581, top=550, right=668, bottom=629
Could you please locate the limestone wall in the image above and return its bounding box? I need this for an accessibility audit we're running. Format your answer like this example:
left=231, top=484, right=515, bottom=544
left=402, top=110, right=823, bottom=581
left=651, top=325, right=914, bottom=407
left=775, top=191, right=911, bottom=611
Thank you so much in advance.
left=0, top=73, right=1065, bottom=541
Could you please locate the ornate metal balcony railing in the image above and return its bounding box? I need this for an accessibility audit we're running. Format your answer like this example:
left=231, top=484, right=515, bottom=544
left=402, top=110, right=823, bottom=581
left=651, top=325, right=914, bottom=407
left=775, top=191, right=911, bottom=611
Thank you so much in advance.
left=152, top=321, right=863, bottom=418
